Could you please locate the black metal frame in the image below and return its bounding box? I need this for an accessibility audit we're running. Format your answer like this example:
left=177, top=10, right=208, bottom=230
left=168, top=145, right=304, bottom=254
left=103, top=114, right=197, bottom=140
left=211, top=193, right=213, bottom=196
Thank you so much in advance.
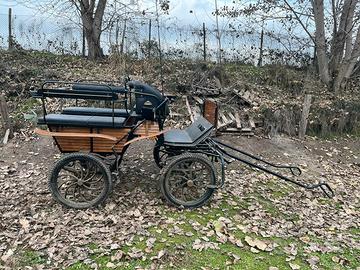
left=158, top=137, right=334, bottom=198
left=32, top=80, right=169, bottom=129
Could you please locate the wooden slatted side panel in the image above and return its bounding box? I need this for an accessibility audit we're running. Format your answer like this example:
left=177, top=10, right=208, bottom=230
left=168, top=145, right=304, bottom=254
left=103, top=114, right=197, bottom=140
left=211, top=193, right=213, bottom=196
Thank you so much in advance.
left=49, top=121, right=159, bottom=153
left=93, top=128, right=130, bottom=153
left=51, top=127, right=91, bottom=152
left=133, top=121, right=159, bottom=136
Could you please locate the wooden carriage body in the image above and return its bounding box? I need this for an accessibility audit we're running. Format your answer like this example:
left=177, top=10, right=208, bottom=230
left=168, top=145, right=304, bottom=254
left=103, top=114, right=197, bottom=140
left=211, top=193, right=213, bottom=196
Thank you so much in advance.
left=32, top=80, right=168, bottom=156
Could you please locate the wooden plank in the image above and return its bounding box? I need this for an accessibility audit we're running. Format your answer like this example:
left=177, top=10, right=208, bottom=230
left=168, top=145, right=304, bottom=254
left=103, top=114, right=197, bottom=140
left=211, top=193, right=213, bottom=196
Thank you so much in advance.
left=233, top=89, right=253, bottom=105
left=223, top=128, right=240, bottom=133
left=220, top=113, right=229, bottom=124
left=193, top=96, right=204, bottom=105
left=218, top=112, right=234, bottom=129
left=35, top=128, right=118, bottom=141
left=184, top=96, right=194, bottom=122
left=227, top=112, right=236, bottom=121
left=241, top=132, right=254, bottom=136
left=249, top=118, right=256, bottom=130
left=235, top=112, right=242, bottom=129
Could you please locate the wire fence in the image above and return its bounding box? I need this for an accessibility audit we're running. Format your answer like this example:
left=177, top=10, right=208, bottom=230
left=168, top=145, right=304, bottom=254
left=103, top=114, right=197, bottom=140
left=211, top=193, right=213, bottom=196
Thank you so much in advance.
left=0, top=11, right=313, bottom=66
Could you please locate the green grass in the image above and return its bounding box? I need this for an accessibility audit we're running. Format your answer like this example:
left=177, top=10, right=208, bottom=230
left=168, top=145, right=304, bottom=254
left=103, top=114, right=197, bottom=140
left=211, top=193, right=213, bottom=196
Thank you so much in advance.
left=13, top=196, right=358, bottom=270
left=17, top=250, right=47, bottom=267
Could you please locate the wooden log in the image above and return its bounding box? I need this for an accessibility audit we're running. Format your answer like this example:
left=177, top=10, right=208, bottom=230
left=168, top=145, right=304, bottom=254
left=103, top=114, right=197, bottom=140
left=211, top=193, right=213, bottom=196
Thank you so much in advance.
left=0, top=95, right=12, bottom=138
left=298, top=94, right=312, bottom=139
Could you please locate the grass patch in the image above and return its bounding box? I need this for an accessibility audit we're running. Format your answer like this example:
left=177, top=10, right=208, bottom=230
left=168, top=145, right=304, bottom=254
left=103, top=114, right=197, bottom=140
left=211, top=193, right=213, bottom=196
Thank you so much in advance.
left=60, top=198, right=359, bottom=270
left=17, top=250, right=47, bottom=267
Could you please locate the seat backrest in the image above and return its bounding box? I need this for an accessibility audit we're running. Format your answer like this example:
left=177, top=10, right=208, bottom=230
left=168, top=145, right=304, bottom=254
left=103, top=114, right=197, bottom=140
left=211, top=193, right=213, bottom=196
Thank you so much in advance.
left=128, top=81, right=169, bottom=121
left=72, top=83, right=127, bottom=94
left=185, top=116, right=214, bottom=142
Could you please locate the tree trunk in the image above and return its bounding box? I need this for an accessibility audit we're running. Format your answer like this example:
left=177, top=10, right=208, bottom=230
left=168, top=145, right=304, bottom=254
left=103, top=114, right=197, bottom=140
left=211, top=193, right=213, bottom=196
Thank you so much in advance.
left=333, top=26, right=360, bottom=93
left=312, top=0, right=331, bottom=86
left=84, top=28, right=103, bottom=59
left=75, top=0, right=107, bottom=59
left=329, top=0, right=356, bottom=77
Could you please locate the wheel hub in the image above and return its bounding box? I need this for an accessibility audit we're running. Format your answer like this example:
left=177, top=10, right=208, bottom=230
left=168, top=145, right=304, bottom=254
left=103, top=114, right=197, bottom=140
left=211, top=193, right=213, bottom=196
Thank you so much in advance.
left=77, top=180, right=84, bottom=186
left=187, top=180, right=195, bottom=187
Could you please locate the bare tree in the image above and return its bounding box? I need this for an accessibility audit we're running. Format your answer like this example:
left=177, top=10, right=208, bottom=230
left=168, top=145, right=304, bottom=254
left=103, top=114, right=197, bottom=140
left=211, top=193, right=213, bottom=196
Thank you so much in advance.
left=17, top=0, right=111, bottom=59
left=71, top=0, right=107, bottom=59
left=221, top=0, right=360, bottom=94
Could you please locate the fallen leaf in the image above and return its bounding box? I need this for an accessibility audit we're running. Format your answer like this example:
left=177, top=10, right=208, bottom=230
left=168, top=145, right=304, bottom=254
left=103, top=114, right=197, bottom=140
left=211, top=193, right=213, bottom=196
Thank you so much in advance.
left=157, top=249, right=166, bottom=259
left=245, top=236, right=256, bottom=247
left=106, top=262, right=116, bottom=268
left=289, top=263, right=300, bottom=270
left=1, top=249, right=14, bottom=262
left=19, top=218, right=30, bottom=230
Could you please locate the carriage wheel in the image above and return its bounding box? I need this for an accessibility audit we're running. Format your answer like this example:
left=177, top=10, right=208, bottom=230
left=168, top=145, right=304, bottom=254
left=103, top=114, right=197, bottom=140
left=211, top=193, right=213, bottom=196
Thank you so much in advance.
left=160, top=153, right=217, bottom=208
left=153, top=144, right=170, bottom=168
left=48, top=153, right=112, bottom=209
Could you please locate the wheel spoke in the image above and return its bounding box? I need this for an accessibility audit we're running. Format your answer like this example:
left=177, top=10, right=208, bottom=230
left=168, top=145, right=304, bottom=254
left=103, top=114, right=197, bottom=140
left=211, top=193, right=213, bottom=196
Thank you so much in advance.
left=50, top=154, right=111, bottom=209
left=63, top=182, right=77, bottom=198
left=163, top=155, right=215, bottom=207
left=58, top=177, right=76, bottom=190
left=59, top=172, right=80, bottom=182
left=82, top=182, right=104, bottom=191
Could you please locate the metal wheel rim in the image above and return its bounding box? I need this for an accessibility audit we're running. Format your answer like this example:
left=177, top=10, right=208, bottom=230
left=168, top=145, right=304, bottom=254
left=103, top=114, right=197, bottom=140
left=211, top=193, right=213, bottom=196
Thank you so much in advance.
left=164, top=157, right=214, bottom=206
left=56, top=158, right=107, bottom=206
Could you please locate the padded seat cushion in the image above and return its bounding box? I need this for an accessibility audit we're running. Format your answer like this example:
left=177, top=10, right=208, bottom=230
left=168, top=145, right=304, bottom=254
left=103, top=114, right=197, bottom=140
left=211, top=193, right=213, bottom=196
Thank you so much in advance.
left=164, top=116, right=213, bottom=146
left=72, top=84, right=127, bottom=94
left=38, top=114, right=126, bottom=128
left=62, top=107, right=130, bottom=117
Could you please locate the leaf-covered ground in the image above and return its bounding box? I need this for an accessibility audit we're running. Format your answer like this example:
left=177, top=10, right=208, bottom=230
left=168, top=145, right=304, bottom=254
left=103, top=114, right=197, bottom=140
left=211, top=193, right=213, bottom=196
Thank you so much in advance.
left=0, top=132, right=359, bottom=270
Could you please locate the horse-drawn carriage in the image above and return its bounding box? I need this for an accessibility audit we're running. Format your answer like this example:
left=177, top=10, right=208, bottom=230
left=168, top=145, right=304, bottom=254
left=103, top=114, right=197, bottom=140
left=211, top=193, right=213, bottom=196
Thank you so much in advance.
left=32, top=79, right=334, bottom=209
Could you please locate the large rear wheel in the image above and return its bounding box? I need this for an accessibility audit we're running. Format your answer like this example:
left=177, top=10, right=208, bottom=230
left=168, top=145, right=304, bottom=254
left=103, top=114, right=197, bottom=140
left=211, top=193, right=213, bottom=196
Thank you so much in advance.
left=48, top=153, right=112, bottom=209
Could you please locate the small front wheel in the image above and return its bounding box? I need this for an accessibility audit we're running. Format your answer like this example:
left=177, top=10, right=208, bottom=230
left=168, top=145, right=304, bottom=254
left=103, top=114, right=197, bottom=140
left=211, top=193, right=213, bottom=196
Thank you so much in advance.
left=160, top=153, right=217, bottom=208
left=48, top=153, right=112, bottom=209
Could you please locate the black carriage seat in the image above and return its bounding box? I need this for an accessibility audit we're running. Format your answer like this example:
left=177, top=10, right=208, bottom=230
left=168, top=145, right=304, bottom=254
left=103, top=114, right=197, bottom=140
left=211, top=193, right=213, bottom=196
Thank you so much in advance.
left=37, top=114, right=126, bottom=128
left=164, top=116, right=213, bottom=146
left=62, top=107, right=130, bottom=117
left=72, top=83, right=127, bottom=94
left=128, top=81, right=169, bottom=119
